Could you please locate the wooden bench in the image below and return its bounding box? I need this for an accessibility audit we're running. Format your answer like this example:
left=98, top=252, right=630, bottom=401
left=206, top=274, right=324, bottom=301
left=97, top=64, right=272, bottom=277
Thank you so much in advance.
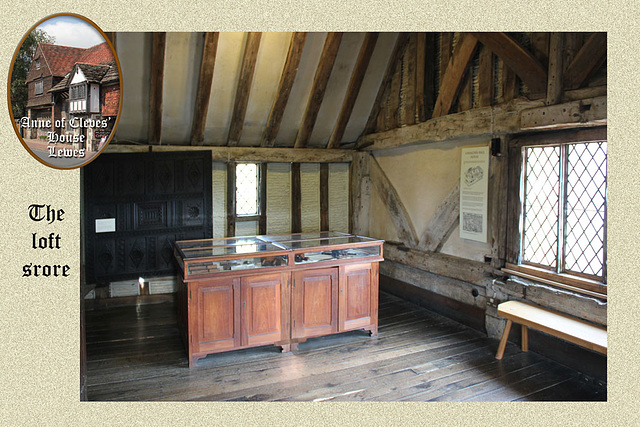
left=495, top=300, right=607, bottom=359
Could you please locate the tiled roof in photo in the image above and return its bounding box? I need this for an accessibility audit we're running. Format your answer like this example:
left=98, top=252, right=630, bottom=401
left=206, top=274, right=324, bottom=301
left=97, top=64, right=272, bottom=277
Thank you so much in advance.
left=38, top=43, right=86, bottom=77
left=79, top=42, right=115, bottom=65
left=29, top=42, right=117, bottom=82
left=76, top=63, right=110, bottom=83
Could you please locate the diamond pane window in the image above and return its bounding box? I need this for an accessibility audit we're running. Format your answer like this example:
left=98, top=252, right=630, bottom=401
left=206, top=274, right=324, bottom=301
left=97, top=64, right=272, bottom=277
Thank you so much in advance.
left=521, top=141, right=607, bottom=282
left=522, top=146, right=560, bottom=268
left=565, top=142, right=607, bottom=277
left=236, top=163, right=259, bottom=216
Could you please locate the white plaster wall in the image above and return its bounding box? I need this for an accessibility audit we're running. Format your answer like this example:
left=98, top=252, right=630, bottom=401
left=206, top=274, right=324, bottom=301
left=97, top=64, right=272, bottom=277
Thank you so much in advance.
left=301, top=163, right=320, bottom=232
left=266, top=163, right=291, bottom=234
left=328, top=163, right=349, bottom=232
left=212, top=162, right=226, bottom=238
left=370, top=188, right=399, bottom=242
left=371, top=136, right=492, bottom=261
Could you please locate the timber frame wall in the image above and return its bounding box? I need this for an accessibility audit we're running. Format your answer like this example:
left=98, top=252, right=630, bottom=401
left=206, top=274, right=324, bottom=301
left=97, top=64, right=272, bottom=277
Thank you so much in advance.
left=102, top=32, right=607, bottom=378
left=348, top=32, right=607, bottom=380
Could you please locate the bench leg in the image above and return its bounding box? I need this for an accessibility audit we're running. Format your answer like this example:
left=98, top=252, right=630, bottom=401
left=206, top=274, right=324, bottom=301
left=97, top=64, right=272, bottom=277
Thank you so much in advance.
left=496, top=319, right=512, bottom=360
left=521, top=325, right=529, bottom=352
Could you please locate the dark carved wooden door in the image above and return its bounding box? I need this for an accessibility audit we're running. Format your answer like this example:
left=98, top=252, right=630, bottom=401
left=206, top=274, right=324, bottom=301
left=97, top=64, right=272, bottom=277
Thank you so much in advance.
left=83, top=151, right=212, bottom=284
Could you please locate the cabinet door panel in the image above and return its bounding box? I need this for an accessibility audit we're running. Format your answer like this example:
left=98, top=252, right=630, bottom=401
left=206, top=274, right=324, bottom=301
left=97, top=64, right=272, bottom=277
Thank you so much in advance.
left=191, top=278, right=240, bottom=353
left=241, top=273, right=284, bottom=347
left=339, top=263, right=378, bottom=332
left=292, top=268, right=338, bottom=339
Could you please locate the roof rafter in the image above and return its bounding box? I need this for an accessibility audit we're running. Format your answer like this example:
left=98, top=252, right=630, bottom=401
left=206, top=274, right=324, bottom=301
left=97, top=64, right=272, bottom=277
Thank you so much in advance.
left=148, top=32, right=166, bottom=145
left=471, top=32, right=547, bottom=95
left=362, top=33, right=410, bottom=136
left=327, top=32, right=379, bottom=149
left=564, top=32, right=607, bottom=90
left=294, top=32, right=343, bottom=149
left=227, top=32, right=262, bottom=146
left=191, top=32, right=219, bottom=146
left=261, top=32, right=307, bottom=147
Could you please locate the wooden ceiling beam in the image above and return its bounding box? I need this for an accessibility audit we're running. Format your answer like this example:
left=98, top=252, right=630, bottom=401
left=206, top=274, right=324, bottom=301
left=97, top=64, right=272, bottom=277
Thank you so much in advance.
left=563, top=32, right=607, bottom=91
left=432, top=33, right=478, bottom=118
left=148, top=32, right=166, bottom=145
left=227, top=32, right=262, bottom=146
left=261, top=32, right=307, bottom=147
left=294, top=32, right=343, bottom=149
left=191, top=32, right=219, bottom=145
left=357, top=98, right=546, bottom=151
left=106, top=144, right=354, bottom=163
left=362, top=33, right=410, bottom=136
left=471, top=32, right=547, bottom=95
left=326, top=33, right=379, bottom=149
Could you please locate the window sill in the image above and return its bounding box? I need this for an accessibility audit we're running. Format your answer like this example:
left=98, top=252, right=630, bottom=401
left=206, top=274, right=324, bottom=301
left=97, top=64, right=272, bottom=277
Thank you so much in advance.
left=503, top=263, right=606, bottom=299
left=236, top=215, right=260, bottom=222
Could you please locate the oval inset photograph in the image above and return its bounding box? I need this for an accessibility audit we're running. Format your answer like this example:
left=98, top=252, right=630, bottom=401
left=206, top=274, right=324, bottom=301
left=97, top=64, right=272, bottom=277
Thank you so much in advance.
left=8, top=14, right=122, bottom=169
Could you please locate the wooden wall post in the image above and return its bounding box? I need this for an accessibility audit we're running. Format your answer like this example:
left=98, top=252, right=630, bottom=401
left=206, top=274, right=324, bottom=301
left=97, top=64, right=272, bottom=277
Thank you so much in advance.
left=291, top=163, right=302, bottom=233
left=320, top=163, right=329, bottom=231
left=226, top=162, right=236, bottom=237
left=349, top=152, right=371, bottom=236
left=259, top=163, right=267, bottom=235
left=547, top=32, right=564, bottom=105
left=489, top=137, right=509, bottom=269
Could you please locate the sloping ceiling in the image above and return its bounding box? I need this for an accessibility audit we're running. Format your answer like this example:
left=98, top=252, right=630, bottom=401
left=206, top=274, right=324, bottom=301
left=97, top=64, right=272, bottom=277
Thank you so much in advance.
left=111, top=32, right=607, bottom=151
left=114, top=32, right=398, bottom=148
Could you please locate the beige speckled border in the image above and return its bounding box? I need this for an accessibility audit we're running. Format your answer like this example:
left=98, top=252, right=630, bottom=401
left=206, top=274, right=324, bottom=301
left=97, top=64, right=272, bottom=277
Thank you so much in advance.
left=0, top=1, right=637, bottom=424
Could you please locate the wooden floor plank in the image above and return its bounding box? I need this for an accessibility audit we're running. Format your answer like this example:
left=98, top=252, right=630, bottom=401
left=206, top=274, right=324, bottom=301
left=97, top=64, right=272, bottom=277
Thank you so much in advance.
left=85, top=292, right=606, bottom=401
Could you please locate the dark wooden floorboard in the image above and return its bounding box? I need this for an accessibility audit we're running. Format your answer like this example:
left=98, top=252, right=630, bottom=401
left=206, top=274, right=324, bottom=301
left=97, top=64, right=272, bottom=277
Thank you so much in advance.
left=86, top=291, right=606, bottom=401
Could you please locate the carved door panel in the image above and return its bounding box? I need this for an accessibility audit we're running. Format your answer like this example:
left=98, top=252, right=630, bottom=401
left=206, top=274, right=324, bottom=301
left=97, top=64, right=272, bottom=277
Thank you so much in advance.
left=191, top=278, right=241, bottom=354
left=338, top=263, right=378, bottom=332
left=292, top=268, right=338, bottom=339
left=84, top=151, right=212, bottom=283
left=240, top=273, right=286, bottom=347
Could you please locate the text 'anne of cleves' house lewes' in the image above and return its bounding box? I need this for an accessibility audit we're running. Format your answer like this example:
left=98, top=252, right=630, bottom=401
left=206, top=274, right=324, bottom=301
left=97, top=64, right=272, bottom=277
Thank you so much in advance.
left=25, top=41, right=119, bottom=151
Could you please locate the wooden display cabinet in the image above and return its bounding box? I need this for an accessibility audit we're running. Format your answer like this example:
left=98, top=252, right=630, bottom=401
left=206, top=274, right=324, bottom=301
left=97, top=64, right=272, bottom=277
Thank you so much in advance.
left=175, top=231, right=383, bottom=367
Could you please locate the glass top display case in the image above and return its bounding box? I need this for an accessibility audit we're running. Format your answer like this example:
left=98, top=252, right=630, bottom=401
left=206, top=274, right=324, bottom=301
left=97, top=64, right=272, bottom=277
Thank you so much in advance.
left=174, top=232, right=384, bottom=280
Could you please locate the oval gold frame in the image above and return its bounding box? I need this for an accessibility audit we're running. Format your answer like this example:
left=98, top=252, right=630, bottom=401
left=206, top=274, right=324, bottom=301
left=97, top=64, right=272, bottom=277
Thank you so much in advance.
left=7, top=13, right=123, bottom=170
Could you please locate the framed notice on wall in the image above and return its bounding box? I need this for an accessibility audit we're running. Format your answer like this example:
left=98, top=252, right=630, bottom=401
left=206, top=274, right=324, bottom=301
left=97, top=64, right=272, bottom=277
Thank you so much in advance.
left=459, top=146, right=489, bottom=242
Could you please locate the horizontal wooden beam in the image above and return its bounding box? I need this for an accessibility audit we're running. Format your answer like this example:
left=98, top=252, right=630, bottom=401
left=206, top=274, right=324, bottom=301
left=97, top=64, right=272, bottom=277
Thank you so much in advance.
left=472, top=32, right=548, bottom=95
left=358, top=99, right=546, bottom=151
left=384, top=242, right=495, bottom=287
left=380, top=258, right=487, bottom=308
left=511, top=126, right=607, bottom=148
left=106, top=144, right=354, bottom=163
left=520, top=96, right=607, bottom=130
